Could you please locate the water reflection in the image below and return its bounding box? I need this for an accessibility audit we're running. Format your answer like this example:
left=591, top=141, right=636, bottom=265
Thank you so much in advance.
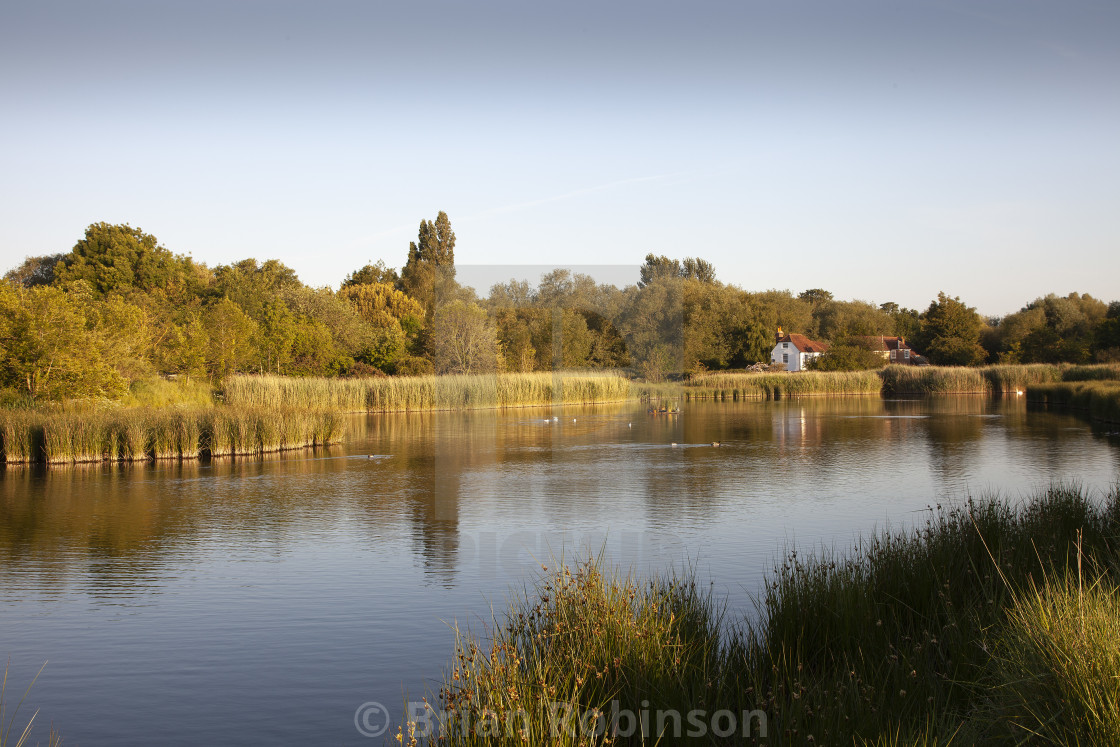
left=3, top=397, right=1118, bottom=596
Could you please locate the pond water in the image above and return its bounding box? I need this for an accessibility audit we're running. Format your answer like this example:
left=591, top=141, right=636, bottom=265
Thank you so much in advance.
left=2, top=397, right=1118, bottom=745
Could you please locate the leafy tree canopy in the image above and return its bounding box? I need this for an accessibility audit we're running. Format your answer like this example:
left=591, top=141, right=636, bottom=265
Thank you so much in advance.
left=54, top=222, right=206, bottom=297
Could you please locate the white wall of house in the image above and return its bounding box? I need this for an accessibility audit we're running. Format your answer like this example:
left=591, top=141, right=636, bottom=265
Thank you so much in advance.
left=771, top=341, right=820, bottom=372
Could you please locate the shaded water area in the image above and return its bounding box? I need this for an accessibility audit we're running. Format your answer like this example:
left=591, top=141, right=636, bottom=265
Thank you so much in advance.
left=2, top=397, right=1118, bottom=745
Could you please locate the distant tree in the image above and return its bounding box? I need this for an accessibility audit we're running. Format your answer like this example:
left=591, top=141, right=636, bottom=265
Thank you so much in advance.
left=341, top=260, right=399, bottom=289
left=991, top=293, right=1107, bottom=364
left=488, top=279, right=535, bottom=309
left=638, top=254, right=716, bottom=288
left=638, top=255, right=681, bottom=288
left=917, top=292, right=987, bottom=366
left=798, top=288, right=834, bottom=305
left=400, top=211, right=457, bottom=315
left=431, top=300, right=500, bottom=374
left=807, top=338, right=886, bottom=371
left=813, top=300, right=894, bottom=341
left=620, top=278, right=683, bottom=380
left=1092, top=301, right=1120, bottom=362
left=339, top=282, right=424, bottom=329
left=681, top=257, right=717, bottom=283
left=4, top=254, right=65, bottom=287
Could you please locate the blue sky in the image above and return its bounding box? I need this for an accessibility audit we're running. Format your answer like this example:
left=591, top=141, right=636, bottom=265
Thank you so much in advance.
left=1, top=0, right=1117, bottom=316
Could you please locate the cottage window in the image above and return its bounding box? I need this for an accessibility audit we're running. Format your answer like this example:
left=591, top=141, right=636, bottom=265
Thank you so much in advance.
left=783, top=342, right=789, bottom=349
left=782, top=354, right=789, bottom=363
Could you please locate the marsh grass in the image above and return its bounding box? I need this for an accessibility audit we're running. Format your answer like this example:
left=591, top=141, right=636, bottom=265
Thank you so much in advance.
left=1027, top=381, right=1120, bottom=424
left=415, top=485, right=1120, bottom=745
left=981, top=572, right=1120, bottom=743
left=222, top=372, right=631, bottom=412
left=0, top=406, right=343, bottom=465
left=415, top=558, right=743, bottom=746
left=878, top=365, right=988, bottom=395
left=684, top=370, right=882, bottom=400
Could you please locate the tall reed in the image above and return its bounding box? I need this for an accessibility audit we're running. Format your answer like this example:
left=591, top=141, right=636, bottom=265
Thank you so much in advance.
left=0, top=411, right=39, bottom=464
left=0, top=405, right=343, bottom=465
left=1027, top=381, right=1120, bottom=424
left=684, top=370, right=882, bottom=400
left=222, top=372, right=632, bottom=413
left=878, top=365, right=988, bottom=394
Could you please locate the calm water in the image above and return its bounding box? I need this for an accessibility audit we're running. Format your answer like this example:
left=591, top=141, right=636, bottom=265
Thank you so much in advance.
left=2, top=397, right=1118, bottom=745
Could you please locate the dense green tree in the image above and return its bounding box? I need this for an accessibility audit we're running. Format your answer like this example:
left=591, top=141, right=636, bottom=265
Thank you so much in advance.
left=989, top=293, right=1108, bottom=364
left=917, top=292, right=987, bottom=366
left=54, top=223, right=206, bottom=298
left=798, top=288, right=834, bottom=306
left=1092, top=302, right=1120, bottom=362
left=0, top=282, right=126, bottom=399
left=619, top=278, right=683, bottom=380
left=808, top=339, right=887, bottom=371
left=400, top=211, right=456, bottom=315
left=813, top=300, right=894, bottom=341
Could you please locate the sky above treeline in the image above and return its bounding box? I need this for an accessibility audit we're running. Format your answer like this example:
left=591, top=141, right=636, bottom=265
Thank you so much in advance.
left=1, top=1, right=1117, bottom=317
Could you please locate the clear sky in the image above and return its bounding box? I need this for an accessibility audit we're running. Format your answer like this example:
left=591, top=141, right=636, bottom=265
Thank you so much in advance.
left=1, top=0, right=1117, bottom=316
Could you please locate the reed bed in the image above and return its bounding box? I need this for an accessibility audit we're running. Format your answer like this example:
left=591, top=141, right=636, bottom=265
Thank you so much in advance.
left=1026, top=381, right=1120, bottom=424
left=0, top=406, right=344, bottom=465
left=980, top=362, right=1063, bottom=391
left=222, top=372, right=632, bottom=412
left=412, top=485, right=1120, bottom=745
left=1062, top=363, right=1120, bottom=382
left=684, top=370, right=883, bottom=400
left=878, top=365, right=988, bottom=395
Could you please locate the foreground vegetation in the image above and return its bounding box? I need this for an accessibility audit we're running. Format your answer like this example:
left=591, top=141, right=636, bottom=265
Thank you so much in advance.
left=222, top=371, right=631, bottom=412
left=0, top=661, right=61, bottom=747
left=412, top=485, right=1120, bottom=744
left=0, top=405, right=343, bottom=465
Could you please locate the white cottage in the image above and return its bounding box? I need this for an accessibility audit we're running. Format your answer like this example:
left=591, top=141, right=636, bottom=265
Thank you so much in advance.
left=770, top=328, right=830, bottom=372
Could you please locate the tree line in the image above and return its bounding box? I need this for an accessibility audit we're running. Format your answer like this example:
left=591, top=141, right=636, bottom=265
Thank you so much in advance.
left=2, top=214, right=1118, bottom=401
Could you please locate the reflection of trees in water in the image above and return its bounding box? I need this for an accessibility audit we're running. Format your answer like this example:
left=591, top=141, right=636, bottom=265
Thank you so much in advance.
left=917, top=397, right=988, bottom=487
left=0, top=451, right=353, bottom=596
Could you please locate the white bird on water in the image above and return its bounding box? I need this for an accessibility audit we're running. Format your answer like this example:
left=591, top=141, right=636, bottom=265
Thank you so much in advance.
left=572, top=418, right=577, bottom=423
left=628, top=422, right=632, bottom=428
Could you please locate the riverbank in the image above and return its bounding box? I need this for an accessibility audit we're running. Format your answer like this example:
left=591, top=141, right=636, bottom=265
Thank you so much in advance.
left=414, top=484, right=1120, bottom=745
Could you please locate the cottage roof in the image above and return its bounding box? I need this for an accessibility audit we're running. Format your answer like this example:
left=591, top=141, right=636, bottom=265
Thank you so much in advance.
left=777, top=333, right=830, bottom=353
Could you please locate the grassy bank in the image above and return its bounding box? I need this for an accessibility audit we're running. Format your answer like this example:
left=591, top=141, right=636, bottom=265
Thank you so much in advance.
left=1027, top=381, right=1120, bottom=425
left=411, top=485, right=1120, bottom=745
left=222, top=372, right=632, bottom=412
left=0, top=405, right=343, bottom=465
